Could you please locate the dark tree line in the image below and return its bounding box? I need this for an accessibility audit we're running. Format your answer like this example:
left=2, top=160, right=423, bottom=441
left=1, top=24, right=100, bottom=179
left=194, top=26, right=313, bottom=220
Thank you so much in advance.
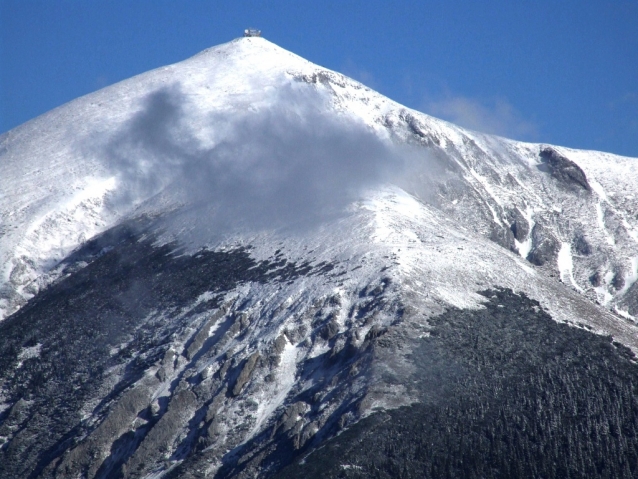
left=277, top=289, right=638, bottom=479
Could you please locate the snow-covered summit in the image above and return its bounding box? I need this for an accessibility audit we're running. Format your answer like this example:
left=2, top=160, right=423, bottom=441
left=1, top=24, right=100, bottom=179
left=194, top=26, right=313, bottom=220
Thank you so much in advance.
left=1, top=36, right=637, bottom=325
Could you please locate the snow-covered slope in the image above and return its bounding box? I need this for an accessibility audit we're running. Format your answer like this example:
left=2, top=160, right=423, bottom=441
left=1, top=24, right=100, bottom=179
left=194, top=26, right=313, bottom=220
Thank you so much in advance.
left=0, top=38, right=322, bottom=318
left=2, top=37, right=637, bottom=322
left=1, top=37, right=638, bottom=479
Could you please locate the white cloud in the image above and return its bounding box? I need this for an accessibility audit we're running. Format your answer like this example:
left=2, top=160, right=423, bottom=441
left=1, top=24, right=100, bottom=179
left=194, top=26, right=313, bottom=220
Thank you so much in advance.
left=341, top=59, right=378, bottom=90
left=608, top=91, right=637, bottom=110
left=94, top=75, right=110, bottom=90
left=425, top=95, right=539, bottom=141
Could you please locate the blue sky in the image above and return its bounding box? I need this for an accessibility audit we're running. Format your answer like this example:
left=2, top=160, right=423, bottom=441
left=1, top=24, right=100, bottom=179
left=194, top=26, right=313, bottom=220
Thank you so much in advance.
left=1, top=0, right=637, bottom=157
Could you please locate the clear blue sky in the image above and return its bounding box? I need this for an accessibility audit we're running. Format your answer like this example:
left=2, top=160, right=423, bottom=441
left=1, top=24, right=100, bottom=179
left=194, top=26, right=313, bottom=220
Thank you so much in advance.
left=1, top=0, right=637, bottom=157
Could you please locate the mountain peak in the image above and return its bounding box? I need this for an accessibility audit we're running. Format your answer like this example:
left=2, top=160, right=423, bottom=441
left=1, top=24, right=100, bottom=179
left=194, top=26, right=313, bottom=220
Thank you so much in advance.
left=188, top=35, right=313, bottom=75
left=2, top=34, right=638, bottom=479
left=1, top=35, right=637, bottom=324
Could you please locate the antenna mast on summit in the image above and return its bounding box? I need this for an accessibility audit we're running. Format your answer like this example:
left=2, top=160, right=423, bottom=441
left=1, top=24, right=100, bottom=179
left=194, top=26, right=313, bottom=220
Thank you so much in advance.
left=244, top=28, right=261, bottom=37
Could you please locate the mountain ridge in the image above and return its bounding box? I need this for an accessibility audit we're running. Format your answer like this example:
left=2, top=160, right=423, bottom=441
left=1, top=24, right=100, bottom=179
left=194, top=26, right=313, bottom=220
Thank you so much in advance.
left=1, top=37, right=638, bottom=478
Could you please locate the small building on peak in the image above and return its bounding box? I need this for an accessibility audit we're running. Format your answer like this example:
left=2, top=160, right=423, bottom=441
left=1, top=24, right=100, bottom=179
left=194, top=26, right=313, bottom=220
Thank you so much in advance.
left=244, top=28, right=261, bottom=37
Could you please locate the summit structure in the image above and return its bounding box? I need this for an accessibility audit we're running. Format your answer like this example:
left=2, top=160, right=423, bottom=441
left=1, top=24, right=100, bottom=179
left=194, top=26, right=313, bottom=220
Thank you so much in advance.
left=244, top=28, right=261, bottom=37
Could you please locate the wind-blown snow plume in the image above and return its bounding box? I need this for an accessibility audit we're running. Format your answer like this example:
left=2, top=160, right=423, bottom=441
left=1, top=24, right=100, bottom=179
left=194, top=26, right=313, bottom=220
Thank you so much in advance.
left=97, top=83, right=409, bottom=236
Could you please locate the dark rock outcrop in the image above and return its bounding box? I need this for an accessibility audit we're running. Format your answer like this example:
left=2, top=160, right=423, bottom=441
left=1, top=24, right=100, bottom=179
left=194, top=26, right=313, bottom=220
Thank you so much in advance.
left=526, top=222, right=560, bottom=266
left=232, top=352, right=261, bottom=396
left=489, top=223, right=516, bottom=252
left=538, top=146, right=592, bottom=192
left=573, top=232, right=593, bottom=256
left=618, top=281, right=638, bottom=317
left=508, top=208, right=530, bottom=242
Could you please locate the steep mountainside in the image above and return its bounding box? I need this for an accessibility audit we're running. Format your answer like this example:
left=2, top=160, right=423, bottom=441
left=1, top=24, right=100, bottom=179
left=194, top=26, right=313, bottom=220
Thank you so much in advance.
left=1, top=37, right=638, bottom=478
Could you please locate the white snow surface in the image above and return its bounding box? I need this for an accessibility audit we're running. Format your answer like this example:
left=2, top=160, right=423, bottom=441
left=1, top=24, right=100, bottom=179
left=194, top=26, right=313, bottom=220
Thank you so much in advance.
left=1, top=35, right=638, bottom=329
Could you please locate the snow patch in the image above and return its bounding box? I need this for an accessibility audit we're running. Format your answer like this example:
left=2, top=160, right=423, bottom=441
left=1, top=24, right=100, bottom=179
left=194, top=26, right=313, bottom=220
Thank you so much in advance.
left=16, top=343, right=42, bottom=368
left=595, top=202, right=615, bottom=245
left=514, top=206, right=535, bottom=259
left=594, top=285, right=614, bottom=306
left=615, top=307, right=635, bottom=320
left=435, top=287, right=484, bottom=309
left=617, top=257, right=638, bottom=297
left=341, top=464, right=364, bottom=471
left=589, top=179, right=608, bottom=201
left=250, top=338, right=298, bottom=437
left=557, top=243, right=582, bottom=292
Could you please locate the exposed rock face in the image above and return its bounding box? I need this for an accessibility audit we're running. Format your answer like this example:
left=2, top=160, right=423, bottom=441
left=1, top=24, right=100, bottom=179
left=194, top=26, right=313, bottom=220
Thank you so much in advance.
left=0, top=217, right=420, bottom=479
left=489, top=223, right=516, bottom=252
left=619, top=281, right=638, bottom=317
left=539, top=146, right=592, bottom=192
left=232, top=352, right=261, bottom=396
left=573, top=232, right=593, bottom=256
left=0, top=223, right=321, bottom=479
left=612, top=267, right=626, bottom=291
left=124, top=389, right=198, bottom=477
left=526, top=222, right=560, bottom=266
left=508, top=208, right=530, bottom=242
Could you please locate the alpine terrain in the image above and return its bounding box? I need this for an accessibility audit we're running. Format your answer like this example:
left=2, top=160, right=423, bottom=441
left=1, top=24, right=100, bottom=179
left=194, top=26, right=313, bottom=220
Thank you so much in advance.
left=1, top=36, right=638, bottom=478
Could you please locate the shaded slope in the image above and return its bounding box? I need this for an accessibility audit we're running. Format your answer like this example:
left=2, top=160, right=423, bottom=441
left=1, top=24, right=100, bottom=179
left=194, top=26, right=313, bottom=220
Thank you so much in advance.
left=0, top=219, right=314, bottom=479
left=277, top=289, right=638, bottom=479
